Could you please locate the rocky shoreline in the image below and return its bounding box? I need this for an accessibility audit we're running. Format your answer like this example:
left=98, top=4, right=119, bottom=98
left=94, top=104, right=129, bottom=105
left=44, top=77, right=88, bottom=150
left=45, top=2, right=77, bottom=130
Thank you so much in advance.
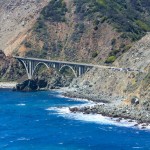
left=69, top=104, right=150, bottom=123
left=62, top=89, right=150, bottom=129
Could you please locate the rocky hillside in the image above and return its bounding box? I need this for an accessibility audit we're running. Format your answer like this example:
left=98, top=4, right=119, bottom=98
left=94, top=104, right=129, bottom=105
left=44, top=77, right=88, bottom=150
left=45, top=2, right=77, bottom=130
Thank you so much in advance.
left=115, top=33, right=150, bottom=72
left=0, top=0, right=49, bottom=55
left=68, top=33, right=150, bottom=102
left=15, top=0, right=150, bottom=64
left=0, top=50, right=25, bottom=81
left=1, top=0, right=150, bottom=62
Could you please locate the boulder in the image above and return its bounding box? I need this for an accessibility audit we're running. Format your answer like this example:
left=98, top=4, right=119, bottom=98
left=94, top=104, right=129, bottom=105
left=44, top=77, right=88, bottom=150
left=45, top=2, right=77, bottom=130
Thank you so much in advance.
left=15, top=79, right=47, bottom=91
left=131, top=97, right=139, bottom=105
left=0, top=50, right=6, bottom=59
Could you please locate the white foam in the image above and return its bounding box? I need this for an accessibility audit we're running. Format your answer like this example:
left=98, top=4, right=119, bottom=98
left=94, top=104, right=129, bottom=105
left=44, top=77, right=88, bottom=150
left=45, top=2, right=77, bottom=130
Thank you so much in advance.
left=46, top=101, right=150, bottom=130
left=46, top=106, right=137, bottom=127
left=55, top=94, right=91, bottom=103
left=46, top=107, right=70, bottom=114
left=16, top=103, right=26, bottom=106
left=17, top=137, right=30, bottom=141
left=58, top=143, right=63, bottom=145
left=132, top=147, right=143, bottom=149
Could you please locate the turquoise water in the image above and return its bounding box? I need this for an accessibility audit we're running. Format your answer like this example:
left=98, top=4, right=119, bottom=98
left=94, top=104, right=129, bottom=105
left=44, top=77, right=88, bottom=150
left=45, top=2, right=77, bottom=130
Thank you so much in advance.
left=0, top=89, right=150, bottom=150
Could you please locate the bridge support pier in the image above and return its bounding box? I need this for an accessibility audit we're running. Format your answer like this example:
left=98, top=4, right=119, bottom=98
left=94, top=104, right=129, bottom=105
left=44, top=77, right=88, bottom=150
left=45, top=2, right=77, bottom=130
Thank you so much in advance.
left=20, top=60, right=35, bottom=79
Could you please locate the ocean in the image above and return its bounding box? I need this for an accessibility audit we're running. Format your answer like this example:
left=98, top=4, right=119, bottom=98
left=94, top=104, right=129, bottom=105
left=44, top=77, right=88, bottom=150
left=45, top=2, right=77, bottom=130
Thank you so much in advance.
left=0, top=89, right=150, bottom=150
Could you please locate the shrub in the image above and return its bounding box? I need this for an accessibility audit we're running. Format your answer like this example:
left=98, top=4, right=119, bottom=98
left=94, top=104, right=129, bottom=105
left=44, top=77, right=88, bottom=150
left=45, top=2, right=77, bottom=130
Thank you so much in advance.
left=105, top=56, right=116, bottom=63
left=41, top=0, right=67, bottom=22
left=135, top=20, right=150, bottom=31
left=71, top=23, right=85, bottom=42
left=92, top=51, right=98, bottom=58
left=74, top=0, right=150, bottom=42
left=24, top=41, right=32, bottom=48
left=93, top=19, right=100, bottom=26
left=111, top=39, right=116, bottom=46
left=96, top=0, right=106, bottom=7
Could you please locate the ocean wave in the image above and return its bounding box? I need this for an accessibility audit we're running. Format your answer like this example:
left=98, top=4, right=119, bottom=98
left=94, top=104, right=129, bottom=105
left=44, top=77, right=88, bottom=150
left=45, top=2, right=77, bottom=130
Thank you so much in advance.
left=46, top=106, right=136, bottom=127
left=46, top=106, right=150, bottom=130
left=17, top=137, right=30, bottom=141
left=55, top=94, right=90, bottom=102
left=132, top=147, right=144, bottom=149
left=16, top=103, right=26, bottom=106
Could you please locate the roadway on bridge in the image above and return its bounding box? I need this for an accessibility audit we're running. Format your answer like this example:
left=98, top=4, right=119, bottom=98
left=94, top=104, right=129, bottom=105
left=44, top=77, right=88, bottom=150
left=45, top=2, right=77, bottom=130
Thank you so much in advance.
left=13, top=56, right=140, bottom=72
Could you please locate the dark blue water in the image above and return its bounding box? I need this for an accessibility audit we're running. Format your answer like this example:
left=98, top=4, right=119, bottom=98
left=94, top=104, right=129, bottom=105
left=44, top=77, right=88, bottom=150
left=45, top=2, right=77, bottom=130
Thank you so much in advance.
left=0, top=89, right=150, bottom=150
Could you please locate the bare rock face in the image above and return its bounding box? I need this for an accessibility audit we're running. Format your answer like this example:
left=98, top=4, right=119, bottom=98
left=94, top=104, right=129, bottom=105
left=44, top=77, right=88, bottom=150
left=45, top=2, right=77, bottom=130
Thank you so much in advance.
left=0, top=0, right=49, bottom=55
left=0, top=50, right=25, bottom=81
left=115, top=33, right=150, bottom=72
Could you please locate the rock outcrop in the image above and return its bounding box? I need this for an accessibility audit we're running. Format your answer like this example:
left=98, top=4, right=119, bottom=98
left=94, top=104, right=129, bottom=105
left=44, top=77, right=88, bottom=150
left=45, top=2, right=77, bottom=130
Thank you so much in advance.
left=15, top=79, right=48, bottom=91
left=14, top=68, right=73, bottom=91
left=0, top=50, right=25, bottom=81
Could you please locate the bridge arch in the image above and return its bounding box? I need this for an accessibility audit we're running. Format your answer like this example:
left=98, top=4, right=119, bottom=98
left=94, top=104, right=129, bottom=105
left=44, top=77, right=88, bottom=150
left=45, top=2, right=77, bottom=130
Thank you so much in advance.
left=59, top=65, right=77, bottom=77
left=17, top=59, right=30, bottom=79
left=32, top=62, right=49, bottom=77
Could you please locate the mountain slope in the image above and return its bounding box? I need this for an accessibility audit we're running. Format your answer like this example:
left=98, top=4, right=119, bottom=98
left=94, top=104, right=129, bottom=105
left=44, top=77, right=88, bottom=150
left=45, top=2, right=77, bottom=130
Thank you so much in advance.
left=69, top=33, right=150, bottom=102
left=14, top=0, right=150, bottom=64
left=115, top=33, right=150, bottom=72
left=0, top=0, right=49, bottom=55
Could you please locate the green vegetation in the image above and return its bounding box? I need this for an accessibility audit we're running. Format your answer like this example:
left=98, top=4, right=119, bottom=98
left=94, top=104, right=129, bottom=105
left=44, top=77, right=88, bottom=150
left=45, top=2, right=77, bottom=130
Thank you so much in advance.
left=111, top=39, right=116, bottom=46
left=96, top=0, right=106, bottom=6
left=33, top=0, right=67, bottom=36
left=34, top=0, right=68, bottom=37
left=71, top=23, right=85, bottom=42
left=135, top=20, right=150, bottom=31
left=40, top=0, right=67, bottom=22
left=143, top=71, right=150, bottom=88
left=60, top=67, right=75, bottom=77
left=31, top=0, right=68, bottom=59
left=29, top=0, right=150, bottom=63
left=92, top=51, right=98, bottom=58
left=74, top=0, right=150, bottom=41
left=73, top=0, right=150, bottom=63
left=105, top=56, right=116, bottom=63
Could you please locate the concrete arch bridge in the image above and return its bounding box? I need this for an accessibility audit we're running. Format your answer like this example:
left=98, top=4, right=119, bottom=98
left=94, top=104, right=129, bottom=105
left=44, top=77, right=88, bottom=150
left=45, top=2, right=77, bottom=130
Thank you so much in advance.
left=13, top=56, right=96, bottom=79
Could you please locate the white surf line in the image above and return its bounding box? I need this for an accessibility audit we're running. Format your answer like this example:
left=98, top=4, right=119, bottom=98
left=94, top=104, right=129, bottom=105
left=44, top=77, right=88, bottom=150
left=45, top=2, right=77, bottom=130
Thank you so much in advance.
left=16, top=103, right=26, bottom=106
left=46, top=104, right=150, bottom=130
left=0, top=82, right=17, bottom=88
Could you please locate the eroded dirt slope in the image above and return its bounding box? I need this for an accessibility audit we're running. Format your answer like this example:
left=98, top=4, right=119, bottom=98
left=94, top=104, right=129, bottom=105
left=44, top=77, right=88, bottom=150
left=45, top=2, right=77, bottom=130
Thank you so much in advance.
left=0, top=0, right=49, bottom=55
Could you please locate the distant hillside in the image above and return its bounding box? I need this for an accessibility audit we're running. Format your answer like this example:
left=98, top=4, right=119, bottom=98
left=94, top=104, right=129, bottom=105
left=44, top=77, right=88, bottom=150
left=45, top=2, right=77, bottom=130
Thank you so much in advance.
left=14, top=0, right=150, bottom=64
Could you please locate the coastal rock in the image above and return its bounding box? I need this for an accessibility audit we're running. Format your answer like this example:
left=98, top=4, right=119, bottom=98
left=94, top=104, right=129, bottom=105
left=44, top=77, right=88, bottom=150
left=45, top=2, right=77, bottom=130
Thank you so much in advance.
left=69, top=103, right=150, bottom=124
left=15, top=79, right=47, bottom=91
left=69, top=107, right=79, bottom=112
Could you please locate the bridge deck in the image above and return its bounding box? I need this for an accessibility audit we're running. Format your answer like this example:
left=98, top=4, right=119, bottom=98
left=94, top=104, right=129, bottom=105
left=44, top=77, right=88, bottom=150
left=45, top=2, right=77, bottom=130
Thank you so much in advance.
left=13, top=56, right=116, bottom=69
left=13, top=56, right=142, bottom=73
